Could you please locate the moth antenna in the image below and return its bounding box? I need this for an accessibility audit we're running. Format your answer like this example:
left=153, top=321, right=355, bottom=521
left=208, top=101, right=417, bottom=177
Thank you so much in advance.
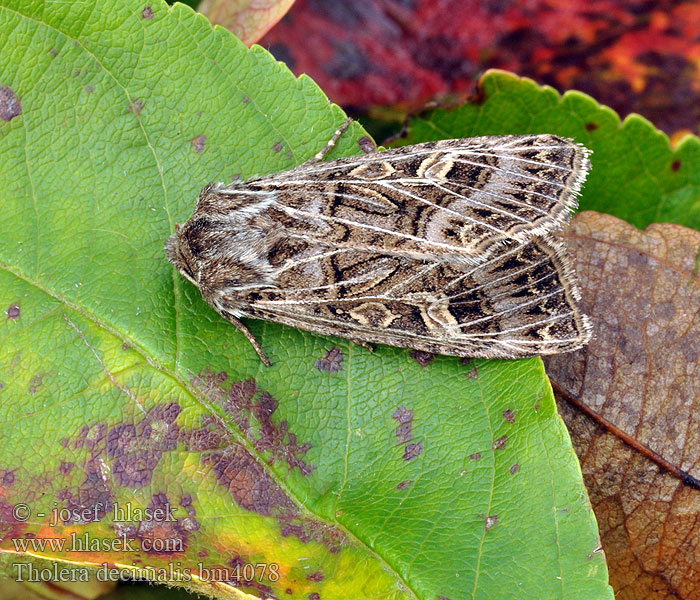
left=308, top=117, right=354, bottom=163
left=222, top=313, right=272, bottom=367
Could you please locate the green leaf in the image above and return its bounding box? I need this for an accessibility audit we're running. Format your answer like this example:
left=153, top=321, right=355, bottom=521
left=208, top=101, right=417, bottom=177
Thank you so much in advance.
left=402, top=69, right=700, bottom=231
left=0, top=3, right=610, bottom=600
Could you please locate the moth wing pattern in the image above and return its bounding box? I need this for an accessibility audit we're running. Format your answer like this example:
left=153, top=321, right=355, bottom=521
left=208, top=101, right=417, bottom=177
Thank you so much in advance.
left=204, top=134, right=590, bottom=264
left=167, top=127, right=593, bottom=363
left=210, top=234, right=591, bottom=359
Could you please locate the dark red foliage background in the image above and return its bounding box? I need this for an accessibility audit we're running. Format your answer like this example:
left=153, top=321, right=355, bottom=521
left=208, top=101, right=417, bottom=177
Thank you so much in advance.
left=260, top=0, right=700, bottom=137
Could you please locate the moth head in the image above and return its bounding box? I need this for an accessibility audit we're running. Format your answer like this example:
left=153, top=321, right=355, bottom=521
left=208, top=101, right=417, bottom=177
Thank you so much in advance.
left=165, top=224, right=199, bottom=286
left=165, top=213, right=276, bottom=298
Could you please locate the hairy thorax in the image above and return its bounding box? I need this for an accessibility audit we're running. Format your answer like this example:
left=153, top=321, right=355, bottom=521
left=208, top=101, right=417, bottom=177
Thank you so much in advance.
left=166, top=184, right=280, bottom=307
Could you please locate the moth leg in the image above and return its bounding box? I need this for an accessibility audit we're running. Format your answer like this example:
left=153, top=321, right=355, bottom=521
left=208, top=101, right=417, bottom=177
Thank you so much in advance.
left=307, top=117, right=354, bottom=163
left=350, top=339, right=375, bottom=352
left=224, top=314, right=273, bottom=367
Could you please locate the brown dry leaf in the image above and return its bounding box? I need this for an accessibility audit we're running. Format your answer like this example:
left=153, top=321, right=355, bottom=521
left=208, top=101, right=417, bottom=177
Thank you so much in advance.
left=545, top=211, right=700, bottom=600
left=200, top=0, right=296, bottom=46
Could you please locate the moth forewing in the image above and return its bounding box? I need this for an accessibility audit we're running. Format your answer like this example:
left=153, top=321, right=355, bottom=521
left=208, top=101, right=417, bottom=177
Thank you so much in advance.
left=210, top=133, right=590, bottom=265
left=223, top=235, right=591, bottom=360
left=166, top=122, right=592, bottom=365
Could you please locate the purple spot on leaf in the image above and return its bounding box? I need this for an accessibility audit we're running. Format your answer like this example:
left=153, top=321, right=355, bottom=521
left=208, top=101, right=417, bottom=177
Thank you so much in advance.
left=113, top=451, right=160, bottom=488
left=461, top=359, right=478, bottom=378
left=492, top=435, right=508, bottom=450
left=315, top=347, right=343, bottom=373
left=2, top=470, right=15, bottom=487
left=193, top=369, right=315, bottom=476
left=410, top=349, right=434, bottom=366
left=129, top=99, right=144, bottom=116
left=392, top=406, right=413, bottom=424
left=0, top=86, right=21, bottom=121
left=395, top=422, right=411, bottom=444
left=28, top=373, right=46, bottom=394
left=403, top=442, right=423, bottom=461
left=190, top=134, right=206, bottom=153
left=392, top=406, right=413, bottom=443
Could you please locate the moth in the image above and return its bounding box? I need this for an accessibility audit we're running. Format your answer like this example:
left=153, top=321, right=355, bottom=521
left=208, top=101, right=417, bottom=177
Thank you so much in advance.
left=166, top=118, right=591, bottom=366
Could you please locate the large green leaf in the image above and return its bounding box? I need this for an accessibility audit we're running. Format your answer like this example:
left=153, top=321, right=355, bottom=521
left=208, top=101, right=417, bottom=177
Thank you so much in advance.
left=402, top=69, right=700, bottom=231
left=0, top=2, right=609, bottom=599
